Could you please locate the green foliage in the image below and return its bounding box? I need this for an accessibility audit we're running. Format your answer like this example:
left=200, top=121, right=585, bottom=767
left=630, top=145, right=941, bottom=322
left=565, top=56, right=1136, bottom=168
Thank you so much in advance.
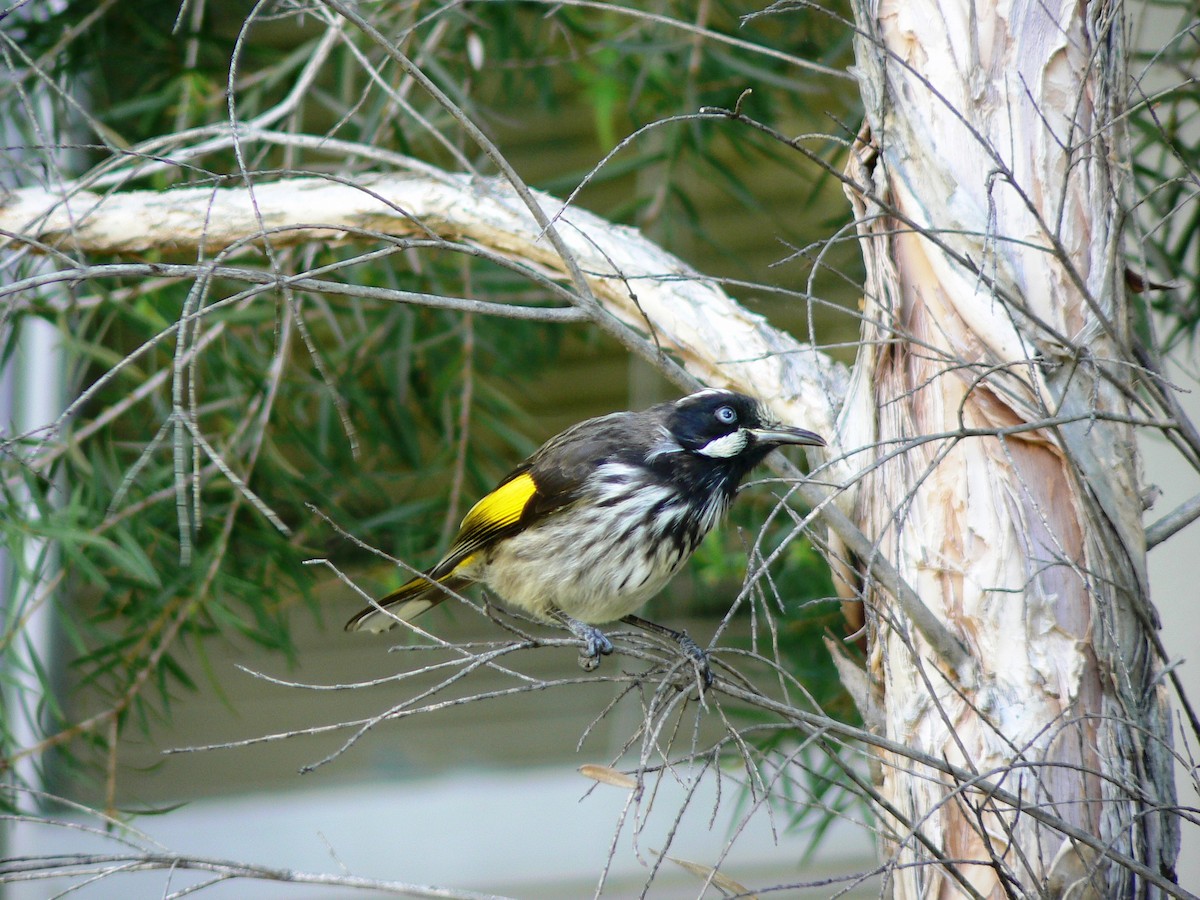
left=1128, top=1, right=1200, bottom=347
left=703, top=505, right=849, bottom=706
left=2, top=1, right=1193, bottom=890
left=0, top=0, right=863, bottom=835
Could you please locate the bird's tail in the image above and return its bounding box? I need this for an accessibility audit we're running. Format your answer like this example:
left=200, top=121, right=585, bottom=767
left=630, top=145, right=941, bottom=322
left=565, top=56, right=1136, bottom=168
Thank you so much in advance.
left=344, top=567, right=471, bottom=633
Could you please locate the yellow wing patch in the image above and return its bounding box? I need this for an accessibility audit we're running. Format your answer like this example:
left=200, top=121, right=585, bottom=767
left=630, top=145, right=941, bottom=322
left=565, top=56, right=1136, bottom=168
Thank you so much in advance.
left=347, top=475, right=537, bottom=633
left=459, top=471, right=537, bottom=535
left=432, top=471, right=538, bottom=577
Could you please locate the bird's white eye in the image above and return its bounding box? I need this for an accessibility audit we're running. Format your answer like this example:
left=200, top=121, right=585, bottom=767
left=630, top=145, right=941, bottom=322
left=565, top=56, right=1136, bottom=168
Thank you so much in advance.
left=715, top=405, right=737, bottom=425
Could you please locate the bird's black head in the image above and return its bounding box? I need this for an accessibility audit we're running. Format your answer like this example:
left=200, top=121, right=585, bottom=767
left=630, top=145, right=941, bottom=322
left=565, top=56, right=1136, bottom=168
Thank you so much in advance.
left=660, top=389, right=825, bottom=476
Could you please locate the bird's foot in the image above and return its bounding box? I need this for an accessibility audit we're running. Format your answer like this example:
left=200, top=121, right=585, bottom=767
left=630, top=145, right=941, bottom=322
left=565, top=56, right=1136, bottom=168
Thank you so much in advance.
left=555, top=612, right=614, bottom=672
left=674, top=632, right=714, bottom=689
left=621, top=614, right=713, bottom=689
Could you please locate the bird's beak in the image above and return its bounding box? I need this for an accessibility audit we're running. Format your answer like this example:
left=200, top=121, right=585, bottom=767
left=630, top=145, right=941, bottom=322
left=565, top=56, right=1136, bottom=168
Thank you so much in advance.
left=750, top=425, right=826, bottom=448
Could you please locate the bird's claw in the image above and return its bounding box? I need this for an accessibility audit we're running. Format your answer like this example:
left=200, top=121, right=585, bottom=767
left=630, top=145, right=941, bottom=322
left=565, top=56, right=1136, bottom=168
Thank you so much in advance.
left=577, top=629, right=613, bottom=671
left=555, top=612, right=613, bottom=673
left=676, top=632, right=714, bottom=689
left=557, top=611, right=711, bottom=685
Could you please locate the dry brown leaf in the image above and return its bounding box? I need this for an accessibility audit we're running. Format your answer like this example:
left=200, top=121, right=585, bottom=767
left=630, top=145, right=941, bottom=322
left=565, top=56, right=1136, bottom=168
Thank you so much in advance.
left=577, top=764, right=637, bottom=789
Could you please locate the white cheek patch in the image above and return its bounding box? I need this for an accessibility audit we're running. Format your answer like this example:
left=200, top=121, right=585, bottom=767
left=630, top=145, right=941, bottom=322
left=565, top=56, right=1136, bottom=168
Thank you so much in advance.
left=697, top=430, right=749, bottom=458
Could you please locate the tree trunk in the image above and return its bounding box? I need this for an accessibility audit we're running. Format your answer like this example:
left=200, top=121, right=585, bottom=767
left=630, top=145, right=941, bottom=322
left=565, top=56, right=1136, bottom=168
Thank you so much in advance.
left=2, top=4, right=1183, bottom=886
left=840, top=0, right=1179, bottom=895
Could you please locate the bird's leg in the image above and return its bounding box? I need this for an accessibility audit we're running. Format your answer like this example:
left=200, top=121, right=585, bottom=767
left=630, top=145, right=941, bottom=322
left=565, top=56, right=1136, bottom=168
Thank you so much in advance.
left=621, top=614, right=713, bottom=688
left=552, top=610, right=613, bottom=671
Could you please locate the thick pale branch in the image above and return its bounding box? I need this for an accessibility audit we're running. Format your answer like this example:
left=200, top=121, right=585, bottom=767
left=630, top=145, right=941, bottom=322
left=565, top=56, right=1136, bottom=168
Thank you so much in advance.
left=0, top=169, right=994, bottom=678
left=1, top=172, right=845, bottom=439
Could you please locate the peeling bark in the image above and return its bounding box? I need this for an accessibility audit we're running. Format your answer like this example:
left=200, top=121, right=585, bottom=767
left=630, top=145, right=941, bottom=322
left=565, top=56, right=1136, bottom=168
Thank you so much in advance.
left=841, top=0, right=1178, bottom=895
left=1, top=13, right=1180, bottom=883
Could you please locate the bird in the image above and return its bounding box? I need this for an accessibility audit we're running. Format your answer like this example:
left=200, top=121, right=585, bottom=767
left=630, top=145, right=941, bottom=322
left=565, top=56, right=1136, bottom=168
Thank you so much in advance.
left=345, top=388, right=825, bottom=684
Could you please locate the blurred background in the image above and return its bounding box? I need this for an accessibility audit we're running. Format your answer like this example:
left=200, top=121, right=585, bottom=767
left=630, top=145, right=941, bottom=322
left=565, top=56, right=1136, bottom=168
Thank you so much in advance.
left=2, top=0, right=1196, bottom=896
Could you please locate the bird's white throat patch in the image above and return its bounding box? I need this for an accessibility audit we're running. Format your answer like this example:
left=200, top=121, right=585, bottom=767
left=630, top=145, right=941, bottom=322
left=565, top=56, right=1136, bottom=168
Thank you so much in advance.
left=697, top=429, right=749, bottom=458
